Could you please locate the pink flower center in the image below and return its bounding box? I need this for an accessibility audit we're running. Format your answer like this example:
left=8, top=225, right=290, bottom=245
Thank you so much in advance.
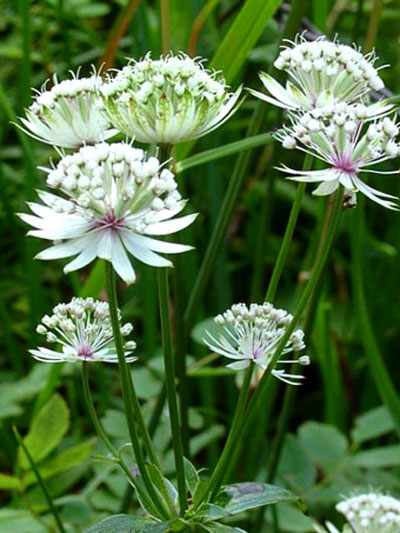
left=252, top=346, right=263, bottom=360
left=333, top=156, right=357, bottom=174
left=96, top=211, right=125, bottom=230
left=77, top=343, right=93, bottom=359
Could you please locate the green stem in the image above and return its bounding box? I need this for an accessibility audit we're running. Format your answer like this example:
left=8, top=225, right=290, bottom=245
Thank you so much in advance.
left=105, top=263, right=169, bottom=519
left=200, top=364, right=254, bottom=504
left=351, top=200, right=400, bottom=437
left=158, top=268, right=187, bottom=513
left=265, top=162, right=311, bottom=302
left=13, top=426, right=66, bottom=533
left=245, top=188, right=344, bottom=439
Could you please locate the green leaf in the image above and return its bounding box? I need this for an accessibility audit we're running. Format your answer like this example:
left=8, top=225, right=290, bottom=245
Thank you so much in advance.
left=84, top=514, right=159, bottom=533
left=215, top=482, right=298, bottom=515
left=147, top=463, right=177, bottom=516
left=0, top=473, right=22, bottom=490
left=351, top=406, right=395, bottom=444
left=183, top=457, right=199, bottom=496
left=298, top=422, right=348, bottom=473
left=193, top=478, right=210, bottom=508
left=201, top=523, right=248, bottom=533
left=18, top=394, right=69, bottom=469
left=23, top=441, right=94, bottom=487
left=0, top=509, right=47, bottom=533
left=210, top=0, right=284, bottom=82
left=195, top=503, right=231, bottom=521
left=354, top=444, right=400, bottom=469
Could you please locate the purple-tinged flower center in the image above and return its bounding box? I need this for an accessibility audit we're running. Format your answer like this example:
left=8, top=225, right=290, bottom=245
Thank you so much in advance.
left=96, top=211, right=125, bottom=231
left=252, top=346, right=263, bottom=360
left=333, top=156, right=358, bottom=174
left=77, top=343, right=93, bottom=359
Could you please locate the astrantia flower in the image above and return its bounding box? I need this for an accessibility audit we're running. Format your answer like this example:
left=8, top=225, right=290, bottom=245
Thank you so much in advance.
left=31, top=297, right=136, bottom=363
left=20, top=143, right=196, bottom=284
left=101, top=53, right=242, bottom=144
left=336, top=493, right=400, bottom=533
left=203, top=302, right=309, bottom=385
left=276, top=102, right=400, bottom=209
left=250, top=35, right=385, bottom=112
left=19, top=71, right=115, bottom=148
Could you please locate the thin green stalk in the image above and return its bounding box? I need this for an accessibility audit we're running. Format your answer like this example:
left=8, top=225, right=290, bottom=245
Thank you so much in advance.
left=265, top=179, right=309, bottom=302
left=246, top=189, right=344, bottom=439
left=199, top=364, right=254, bottom=504
left=160, top=0, right=170, bottom=54
left=364, top=0, right=383, bottom=53
left=13, top=426, right=66, bottom=533
left=158, top=268, right=187, bottom=513
left=351, top=200, right=400, bottom=437
left=105, top=263, right=169, bottom=519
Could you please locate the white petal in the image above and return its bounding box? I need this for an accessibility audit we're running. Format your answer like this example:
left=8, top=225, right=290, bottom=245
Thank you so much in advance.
left=121, top=232, right=172, bottom=267
left=124, top=233, right=192, bottom=254
left=145, top=213, right=197, bottom=235
left=111, top=236, right=136, bottom=284
left=36, top=237, right=90, bottom=260
left=312, top=179, right=340, bottom=196
left=227, top=360, right=250, bottom=371
left=64, top=236, right=100, bottom=272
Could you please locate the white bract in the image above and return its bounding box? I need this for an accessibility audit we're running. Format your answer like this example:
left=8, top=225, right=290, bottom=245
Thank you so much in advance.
left=336, top=493, right=400, bottom=533
left=20, top=71, right=115, bottom=148
left=276, top=102, right=400, bottom=209
left=250, top=35, right=385, bottom=112
left=203, top=302, right=309, bottom=385
left=313, top=523, right=342, bottom=533
left=102, top=53, right=242, bottom=144
left=20, top=143, right=197, bottom=284
left=31, top=297, right=136, bottom=363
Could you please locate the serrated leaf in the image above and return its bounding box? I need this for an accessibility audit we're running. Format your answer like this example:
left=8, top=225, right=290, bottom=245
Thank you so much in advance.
left=215, top=483, right=298, bottom=515
left=84, top=514, right=159, bottom=532
left=18, top=394, right=69, bottom=469
left=184, top=458, right=199, bottom=496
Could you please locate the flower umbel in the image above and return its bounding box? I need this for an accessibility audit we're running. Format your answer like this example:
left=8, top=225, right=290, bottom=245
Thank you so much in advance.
left=31, top=297, right=136, bottom=363
left=19, top=71, right=115, bottom=148
left=102, top=53, right=242, bottom=144
left=20, top=142, right=197, bottom=284
left=277, top=102, right=400, bottom=209
left=203, top=302, right=309, bottom=385
left=336, top=493, right=400, bottom=533
left=250, top=35, right=385, bottom=112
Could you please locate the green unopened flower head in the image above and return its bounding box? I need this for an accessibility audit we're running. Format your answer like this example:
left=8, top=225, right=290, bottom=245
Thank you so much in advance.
left=101, top=53, right=242, bottom=144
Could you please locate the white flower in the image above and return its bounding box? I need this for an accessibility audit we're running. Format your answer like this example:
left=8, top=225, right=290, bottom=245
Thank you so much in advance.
left=19, top=71, right=116, bottom=148
left=276, top=102, right=400, bottom=209
left=20, top=143, right=197, bottom=284
left=250, top=35, right=385, bottom=112
left=203, top=302, right=309, bottom=385
left=313, top=523, right=342, bottom=533
left=336, top=493, right=400, bottom=533
left=31, top=297, right=136, bottom=363
left=101, top=53, right=242, bottom=144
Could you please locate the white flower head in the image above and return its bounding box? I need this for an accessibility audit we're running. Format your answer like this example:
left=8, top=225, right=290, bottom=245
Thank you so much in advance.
left=31, top=297, right=136, bottom=363
left=20, top=142, right=197, bottom=284
left=336, top=492, right=400, bottom=533
left=19, top=70, right=116, bottom=148
left=250, top=35, right=385, bottom=112
left=203, top=302, right=309, bottom=385
left=101, top=53, right=242, bottom=144
left=276, top=102, right=400, bottom=209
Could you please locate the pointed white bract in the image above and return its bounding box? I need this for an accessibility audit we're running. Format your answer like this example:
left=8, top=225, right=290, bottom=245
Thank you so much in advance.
left=101, top=53, right=242, bottom=144
left=31, top=297, right=136, bottom=363
left=276, top=102, right=400, bottom=209
left=203, top=302, right=309, bottom=385
left=336, top=493, right=400, bottom=533
left=313, top=523, right=342, bottom=533
left=250, top=35, right=385, bottom=112
left=20, top=142, right=197, bottom=284
left=19, top=71, right=116, bottom=148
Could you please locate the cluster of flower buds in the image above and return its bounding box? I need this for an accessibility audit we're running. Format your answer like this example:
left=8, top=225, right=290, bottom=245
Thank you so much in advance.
left=204, top=302, right=309, bottom=385
left=101, top=53, right=242, bottom=144
left=251, top=34, right=399, bottom=210
left=20, top=72, right=115, bottom=148
left=20, top=142, right=196, bottom=284
left=31, top=297, right=136, bottom=363
left=336, top=493, right=400, bottom=533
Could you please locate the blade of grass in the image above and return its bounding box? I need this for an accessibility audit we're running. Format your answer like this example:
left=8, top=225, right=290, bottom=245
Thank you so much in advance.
left=187, top=0, right=222, bottom=57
